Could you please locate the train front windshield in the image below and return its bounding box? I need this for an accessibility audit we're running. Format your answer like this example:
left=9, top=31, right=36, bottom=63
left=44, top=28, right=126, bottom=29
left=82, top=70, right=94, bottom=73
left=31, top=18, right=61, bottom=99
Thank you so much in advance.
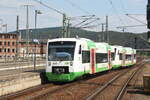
left=48, top=41, right=76, bottom=61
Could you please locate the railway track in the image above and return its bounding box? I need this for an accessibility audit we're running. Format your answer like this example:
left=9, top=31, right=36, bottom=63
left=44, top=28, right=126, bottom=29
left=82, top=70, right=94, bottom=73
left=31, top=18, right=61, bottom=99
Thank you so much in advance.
left=0, top=60, right=44, bottom=68
left=0, top=61, right=147, bottom=100
left=85, top=61, right=147, bottom=100
left=0, top=67, right=126, bottom=100
left=0, top=78, right=85, bottom=100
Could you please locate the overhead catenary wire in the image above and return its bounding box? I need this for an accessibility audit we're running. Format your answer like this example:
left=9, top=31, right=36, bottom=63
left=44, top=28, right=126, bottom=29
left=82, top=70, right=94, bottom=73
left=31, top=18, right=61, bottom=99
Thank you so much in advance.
left=72, top=15, right=95, bottom=27
left=119, top=0, right=126, bottom=13
left=77, top=23, right=103, bottom=29
left=33, top=0, right=69, bottom=38
left=107, top=0, right=126, bottom=26
left=126, top=14, right=147, bottom=25
left=63, top=0, right=90, bottom=14
left=63, top=0, right=102, bottom=30
left=78, top=18, right=100, bottom=27
left=34, top=0, right=101, bottom=31
left=137, top=35, right=150, bottom=48
left=33, top=0, right=64, bottom=15
left=67, top=15, right=95, bottom=20
left=116, top=25, right=146, bottom=28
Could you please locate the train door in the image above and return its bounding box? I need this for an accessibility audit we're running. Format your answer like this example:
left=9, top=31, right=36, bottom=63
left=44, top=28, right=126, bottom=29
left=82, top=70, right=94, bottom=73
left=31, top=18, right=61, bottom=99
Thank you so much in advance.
left=132, top=54, right=134, bottom=64
left=122, top=53, right=126, bottom=66
left=108, top=50, right=112, bottom=70
left=78, top=45, right=82, bottom=67
left=90, top=48, right=96, bottom=74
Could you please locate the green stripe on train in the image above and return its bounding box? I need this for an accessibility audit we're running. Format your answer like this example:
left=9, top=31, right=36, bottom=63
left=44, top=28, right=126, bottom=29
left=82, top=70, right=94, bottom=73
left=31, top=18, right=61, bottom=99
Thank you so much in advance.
left=46, top=72, right=85, bottom=82
left=125, top=63, right=134, bottom=67
left=96, top=66, right=108, bottom=72
left=112, top=64, right=121, bottom=69
left=46, top=66, right=109, bottom=82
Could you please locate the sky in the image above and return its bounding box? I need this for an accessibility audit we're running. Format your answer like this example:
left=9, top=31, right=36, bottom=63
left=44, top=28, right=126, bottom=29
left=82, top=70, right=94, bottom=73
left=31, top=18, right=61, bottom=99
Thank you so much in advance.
left=0, top=0, right=148, bottom=33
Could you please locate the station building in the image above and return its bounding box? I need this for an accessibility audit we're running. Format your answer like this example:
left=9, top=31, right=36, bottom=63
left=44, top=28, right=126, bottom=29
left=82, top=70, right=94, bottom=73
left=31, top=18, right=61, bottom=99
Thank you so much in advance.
left=0, top=33, right=47, bottom=59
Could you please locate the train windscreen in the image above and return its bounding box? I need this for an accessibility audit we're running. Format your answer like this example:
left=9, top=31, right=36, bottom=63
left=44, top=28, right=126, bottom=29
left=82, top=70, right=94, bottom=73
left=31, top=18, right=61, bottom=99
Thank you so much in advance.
left=48, top=41, right=76, bottom=61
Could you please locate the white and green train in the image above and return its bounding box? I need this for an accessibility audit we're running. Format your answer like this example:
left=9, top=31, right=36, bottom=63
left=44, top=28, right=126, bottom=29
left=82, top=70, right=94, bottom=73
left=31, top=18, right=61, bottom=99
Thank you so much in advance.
left=46, top=38, right=136, bottom=82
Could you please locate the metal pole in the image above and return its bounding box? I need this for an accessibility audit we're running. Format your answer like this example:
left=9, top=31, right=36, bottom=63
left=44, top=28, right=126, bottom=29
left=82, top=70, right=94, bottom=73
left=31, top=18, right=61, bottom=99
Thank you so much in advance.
left=0, top=19, right=3, bottom=33
left=102, top=23, right=104, bottom=42
left=33, top=10, right=37, bottom=71
left=15, top=16, right=19, bottom=60
left=34, top=10, right=38, bottom=71
left=106, top=16, right=109, bottom=43
left=122, top=27, right=125, bottom=32
left=35, top=10, right=37, bottom=29
left=5, top=24, right=7, bottom=33
left=135, top=37, right=137, bottom=49
left=27, top=6, right=29, bottom=58
left=34, top=43, right=36, bottom=70
left=62, top=14, right=67, bottom=38
left=35, top=10, right=37, bottom=39
left=67, top=19, right=70, bottom=38
left=24, top=5, right=30, bottom=58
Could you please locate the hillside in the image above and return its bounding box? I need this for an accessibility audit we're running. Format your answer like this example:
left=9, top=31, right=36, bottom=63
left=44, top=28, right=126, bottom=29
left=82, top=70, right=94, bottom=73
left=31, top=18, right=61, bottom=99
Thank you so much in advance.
left=11, top=27, right=149, bottom=49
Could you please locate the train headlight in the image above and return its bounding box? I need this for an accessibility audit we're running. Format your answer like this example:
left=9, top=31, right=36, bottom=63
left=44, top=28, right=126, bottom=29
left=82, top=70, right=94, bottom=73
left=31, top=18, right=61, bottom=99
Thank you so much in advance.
left=70, top=62, right=73, bottom=66
left=48, top=62, right=51, bottom=66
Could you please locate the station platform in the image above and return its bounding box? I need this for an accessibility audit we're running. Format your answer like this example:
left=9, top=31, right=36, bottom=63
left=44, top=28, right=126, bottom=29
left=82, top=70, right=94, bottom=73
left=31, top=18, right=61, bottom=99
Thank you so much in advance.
left=0, top=66, right=45, bottom=96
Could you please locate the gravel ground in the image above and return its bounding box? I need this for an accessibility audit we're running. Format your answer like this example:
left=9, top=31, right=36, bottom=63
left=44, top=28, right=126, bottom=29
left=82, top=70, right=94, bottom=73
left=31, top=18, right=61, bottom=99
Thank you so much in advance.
left=34, top=68, right=131, bottom=100
left=2, top=61, right=150, bottom=100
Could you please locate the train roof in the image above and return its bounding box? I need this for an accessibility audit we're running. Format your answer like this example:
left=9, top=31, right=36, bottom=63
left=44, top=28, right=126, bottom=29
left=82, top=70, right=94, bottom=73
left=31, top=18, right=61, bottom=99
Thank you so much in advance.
left=95, top=42, right=108, bottom=45
left=48, top=38, right=94, bottom=43
left=47, top=38, right=136, bottom=53
left=111, top=45, right=123, bottom=48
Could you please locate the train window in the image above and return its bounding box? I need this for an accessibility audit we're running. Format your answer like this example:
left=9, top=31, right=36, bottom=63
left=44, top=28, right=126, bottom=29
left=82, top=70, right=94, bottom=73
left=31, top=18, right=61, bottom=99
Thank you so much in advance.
left=96, top=53, right=108, bottom=63
left=82, top=51, right=90, bottom=63
left=126, top=55, right=132, bottom=60
left=134, top=54, right=136, bottom=59
left=119, top=53, right=122, bottom=60
left=48, top=41, right=76, bottom=61
left=79, top=45, right=81, bottom=54
left=111, top=53, right=115, bottom=60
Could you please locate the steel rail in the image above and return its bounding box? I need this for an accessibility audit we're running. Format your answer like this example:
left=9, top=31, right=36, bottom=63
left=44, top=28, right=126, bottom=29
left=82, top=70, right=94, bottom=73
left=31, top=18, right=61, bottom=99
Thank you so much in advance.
left=0, top=84, right=53, bottom=100
left=85, top=61, right=146, bottom=100
left=0, top=77, right=83, bottom=100
left=116, top=61, right=146, bottom=100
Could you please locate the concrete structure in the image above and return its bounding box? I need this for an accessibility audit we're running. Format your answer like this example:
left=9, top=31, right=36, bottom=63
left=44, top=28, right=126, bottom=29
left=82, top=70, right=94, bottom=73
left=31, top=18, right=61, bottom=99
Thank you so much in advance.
left=143, top=74, right=150, bottom=92
left=0, top=73, right=41, bottom=96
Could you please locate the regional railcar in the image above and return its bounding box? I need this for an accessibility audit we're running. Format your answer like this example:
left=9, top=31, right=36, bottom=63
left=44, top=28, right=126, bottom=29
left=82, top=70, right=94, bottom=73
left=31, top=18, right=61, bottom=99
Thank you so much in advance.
left=46, top=38, right=136, bottom=82
left=111, top=45, right=123, bottom=69
left=123, top=47, right=136, bottom=67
